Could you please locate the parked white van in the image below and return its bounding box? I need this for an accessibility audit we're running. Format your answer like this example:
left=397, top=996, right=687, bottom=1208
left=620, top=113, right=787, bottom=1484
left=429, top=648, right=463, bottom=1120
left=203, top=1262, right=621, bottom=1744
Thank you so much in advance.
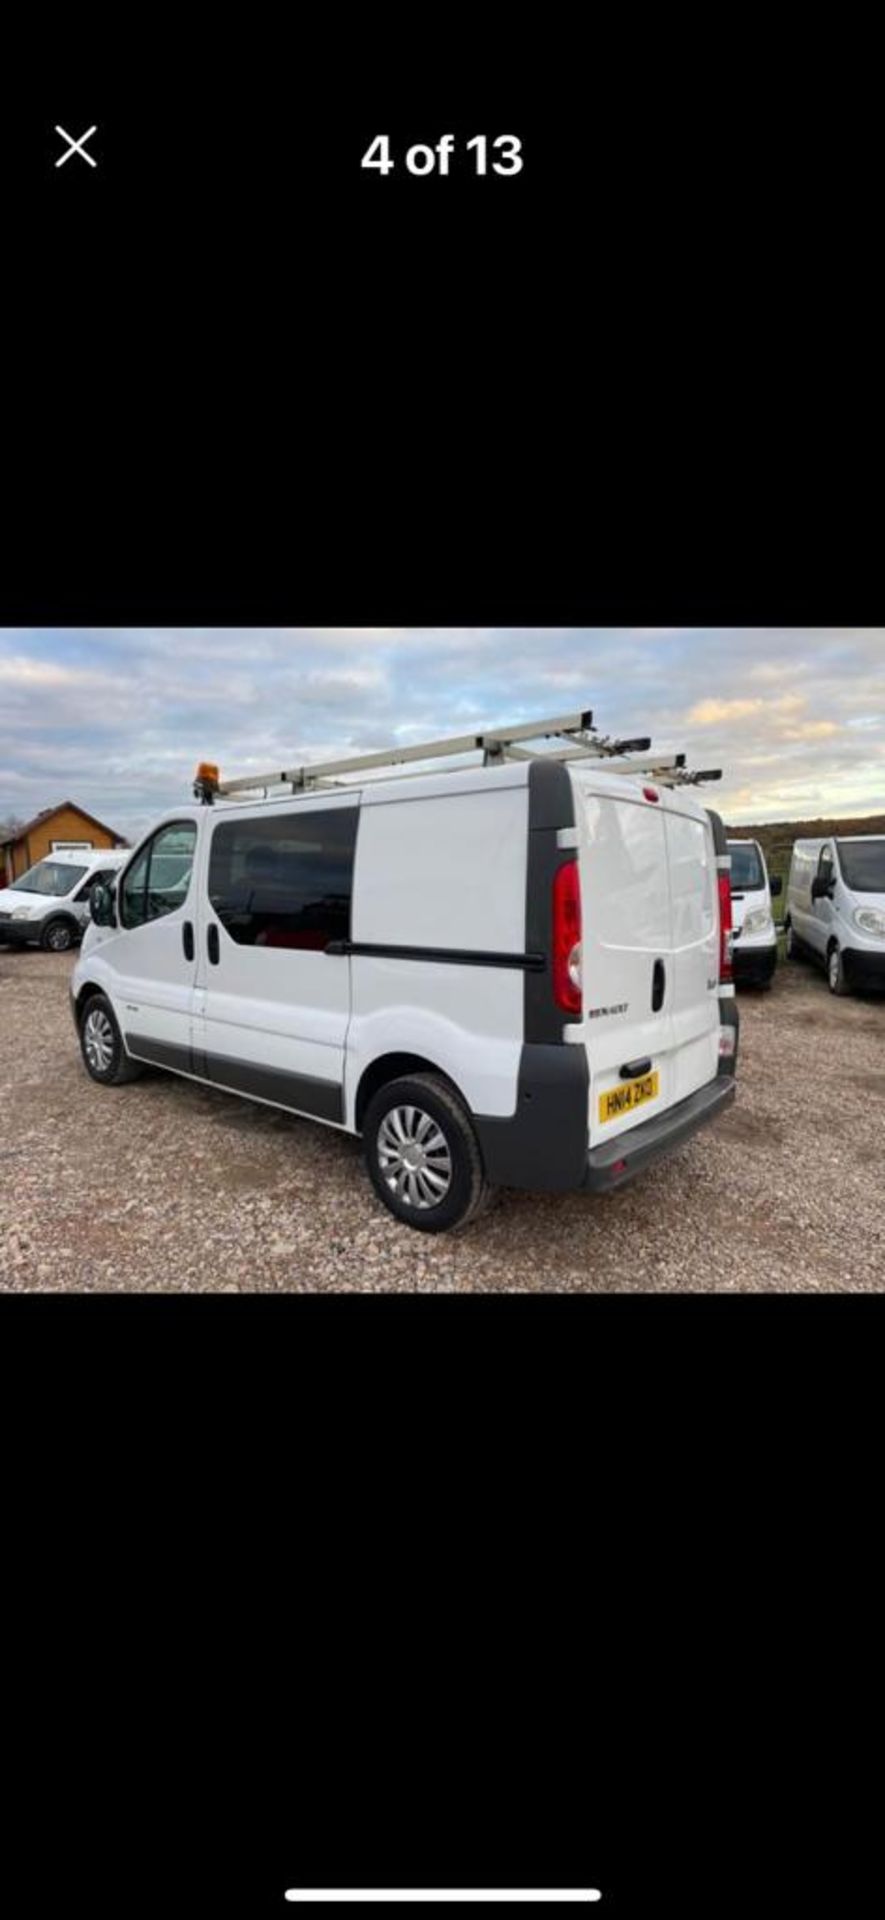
left=70, top=723, right=738, bottom=1231
left=0, top=849, right=127, bottom=952
left=727, top=838, right=781, bottom=989
left=785, top=835, right=885, bottom=995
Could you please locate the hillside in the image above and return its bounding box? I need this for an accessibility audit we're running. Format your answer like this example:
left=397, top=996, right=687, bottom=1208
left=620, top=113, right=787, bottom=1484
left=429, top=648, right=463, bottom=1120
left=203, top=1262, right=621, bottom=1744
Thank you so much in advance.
left=724, top=813, right=885, bottom=887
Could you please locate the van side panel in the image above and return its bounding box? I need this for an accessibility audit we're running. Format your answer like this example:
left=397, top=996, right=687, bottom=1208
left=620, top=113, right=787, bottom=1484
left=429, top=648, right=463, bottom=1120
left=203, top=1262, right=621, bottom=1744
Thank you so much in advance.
left=345, top=785, right=528, bottom=1126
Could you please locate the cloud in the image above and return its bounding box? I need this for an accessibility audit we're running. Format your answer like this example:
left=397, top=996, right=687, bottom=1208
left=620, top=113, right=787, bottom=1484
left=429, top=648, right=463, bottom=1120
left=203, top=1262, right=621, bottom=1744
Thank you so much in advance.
left=687, top=694, right=805, bottom=725
left=1, top=627, right=883, bottom=836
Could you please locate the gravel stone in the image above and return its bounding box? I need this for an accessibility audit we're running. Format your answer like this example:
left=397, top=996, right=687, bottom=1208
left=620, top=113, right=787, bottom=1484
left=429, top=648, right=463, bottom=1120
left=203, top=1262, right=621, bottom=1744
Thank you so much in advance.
left=0, top=948, right=882, bottom=1291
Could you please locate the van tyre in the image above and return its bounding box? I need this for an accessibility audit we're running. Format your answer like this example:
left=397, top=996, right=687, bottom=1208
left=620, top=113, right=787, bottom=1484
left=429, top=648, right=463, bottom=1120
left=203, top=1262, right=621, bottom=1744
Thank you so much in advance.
left=41, top=917, right=78, bottom=953
left=363, top=1072, right=492, bottom=1233
left=79, top=992, right=144, bottom=1085
left=827, top=944, right=849, bottom=996
left=785, top=922, right=804, bottom=962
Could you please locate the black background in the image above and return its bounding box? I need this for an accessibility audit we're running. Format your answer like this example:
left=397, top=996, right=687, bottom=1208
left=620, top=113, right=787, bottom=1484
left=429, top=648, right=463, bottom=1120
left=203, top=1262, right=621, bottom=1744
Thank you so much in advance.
left=2, top=35, right=881, bottom=1919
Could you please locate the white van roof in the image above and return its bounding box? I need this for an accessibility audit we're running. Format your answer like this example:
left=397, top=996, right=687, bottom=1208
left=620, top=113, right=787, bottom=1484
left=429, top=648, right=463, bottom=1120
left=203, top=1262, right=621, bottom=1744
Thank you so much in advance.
left=38, top=847, right=126, bottom=865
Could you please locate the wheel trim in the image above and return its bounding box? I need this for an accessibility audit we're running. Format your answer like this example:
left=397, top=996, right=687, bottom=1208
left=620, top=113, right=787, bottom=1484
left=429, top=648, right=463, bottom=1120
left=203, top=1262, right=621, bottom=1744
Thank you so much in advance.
left=377, top=1105, right=453, bottom=1208
left=829, top=949, right=840, bottom=987
left=47, top=923, right=72, bottom=950
left=83, top=1008, right=115, bottom=1073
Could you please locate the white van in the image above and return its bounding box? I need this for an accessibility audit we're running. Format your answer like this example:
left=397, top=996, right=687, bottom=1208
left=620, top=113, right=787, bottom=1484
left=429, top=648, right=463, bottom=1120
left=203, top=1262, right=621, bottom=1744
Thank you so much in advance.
left=727, top=838, right=780, bottom=988
left=70, top=745, right=738, bottom=1231
left=785, top=835, right=885, bottom=995
left=0, top=849, right=127, bottom=952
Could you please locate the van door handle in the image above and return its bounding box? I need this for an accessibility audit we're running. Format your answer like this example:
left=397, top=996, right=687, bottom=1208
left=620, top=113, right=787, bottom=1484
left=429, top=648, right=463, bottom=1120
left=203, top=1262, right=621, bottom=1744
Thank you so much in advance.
left=652, top=958, right=666, bottom=1011
left=207, top=923, right=220, bottom=966
left=182, top=921, right=194, bottom=962
left=620, top=1057, right=652, bottom=1081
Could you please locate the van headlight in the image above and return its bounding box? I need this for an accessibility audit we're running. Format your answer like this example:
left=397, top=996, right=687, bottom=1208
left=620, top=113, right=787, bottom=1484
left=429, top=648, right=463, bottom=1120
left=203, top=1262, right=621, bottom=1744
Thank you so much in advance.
left=854, top=907, right=885, bottom=937
left=742, top=908, right=774, bottom=938
left=10, top=906, right=36, bottom=920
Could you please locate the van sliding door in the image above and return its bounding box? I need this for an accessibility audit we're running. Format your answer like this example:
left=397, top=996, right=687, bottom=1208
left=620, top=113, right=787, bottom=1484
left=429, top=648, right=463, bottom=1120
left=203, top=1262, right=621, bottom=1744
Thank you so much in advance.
left=192, top=799, right=357, bottom=1124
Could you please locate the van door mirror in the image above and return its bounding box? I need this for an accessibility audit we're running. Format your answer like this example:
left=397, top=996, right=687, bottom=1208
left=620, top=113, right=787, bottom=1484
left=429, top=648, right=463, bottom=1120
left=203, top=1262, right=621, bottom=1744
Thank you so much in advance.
left=89, top=882, right=117, bottom=927
left=811, top=875, right=833, bottom=901
left=769, top=875, right=782, bottom=897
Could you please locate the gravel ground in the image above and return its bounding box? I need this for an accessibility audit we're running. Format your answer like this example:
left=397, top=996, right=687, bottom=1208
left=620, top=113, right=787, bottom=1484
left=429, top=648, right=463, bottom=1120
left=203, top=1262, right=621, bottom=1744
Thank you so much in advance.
left=1, top=948, right=883, bottom=1291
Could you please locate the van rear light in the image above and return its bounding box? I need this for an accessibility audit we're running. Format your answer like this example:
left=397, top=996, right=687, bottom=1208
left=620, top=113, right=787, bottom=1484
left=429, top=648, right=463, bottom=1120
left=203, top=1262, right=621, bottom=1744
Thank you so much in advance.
left=719, top=1025, right=736, bottom=1059
left=552, top=857, right=582, bottom=1015
left=718, top=872, right=734, bottom=983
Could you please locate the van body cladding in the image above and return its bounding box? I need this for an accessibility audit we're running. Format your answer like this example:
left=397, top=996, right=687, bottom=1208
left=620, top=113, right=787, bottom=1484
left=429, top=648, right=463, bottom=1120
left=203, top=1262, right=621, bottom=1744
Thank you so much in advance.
left=122, top=1033, right=344, bottom=1123
left=706, top=805, right=740, bottom=1074
left=473, top=758, right=590, bottom=1192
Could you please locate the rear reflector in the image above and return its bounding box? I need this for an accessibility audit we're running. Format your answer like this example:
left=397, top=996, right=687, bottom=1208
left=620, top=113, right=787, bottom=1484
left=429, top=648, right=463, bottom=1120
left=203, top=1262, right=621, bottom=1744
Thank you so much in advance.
left=718, top=1025, right=736, bottom=1059
left=552, top=858, right=582, bottom=1015
left=718, top=872, right=734, bottom=983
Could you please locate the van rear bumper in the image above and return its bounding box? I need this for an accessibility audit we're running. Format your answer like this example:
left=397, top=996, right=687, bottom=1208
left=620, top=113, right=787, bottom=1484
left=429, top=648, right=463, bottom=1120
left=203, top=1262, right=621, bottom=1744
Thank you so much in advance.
left=582, top=1074, right=737, bottom=1193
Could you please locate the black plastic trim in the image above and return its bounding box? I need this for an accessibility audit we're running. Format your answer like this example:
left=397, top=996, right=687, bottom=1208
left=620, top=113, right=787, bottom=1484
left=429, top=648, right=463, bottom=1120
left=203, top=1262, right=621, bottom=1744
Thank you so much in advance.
left=733, top=947, right=777, bottom=987
left=718, top=997, right=740, bottom=1072
left=123, top=1033, right=344, bottom=1120
left=841, top=949, right=885, bottom=990
left=583, top=1074, right=737, bottom=1192
left=326, top=940, right=544, bottom=971
left=706, top=807, right=728, bottom=857
left=204, top=1052, right=344, bottom=1120
left=524, top=757, right=577, bottom=1044
left=473, top=1042, right=589, bottom=1192
left=124, top=1033, right=192, bottom=1075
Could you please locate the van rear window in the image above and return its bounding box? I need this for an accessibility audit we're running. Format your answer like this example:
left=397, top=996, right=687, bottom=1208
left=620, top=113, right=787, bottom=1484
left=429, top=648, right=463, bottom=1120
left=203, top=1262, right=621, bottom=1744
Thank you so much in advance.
left=208, top=808, right=358, bottom=949
left=728, top=844, right=764, bottom=891
left=836, top=840, right=885, bottom=892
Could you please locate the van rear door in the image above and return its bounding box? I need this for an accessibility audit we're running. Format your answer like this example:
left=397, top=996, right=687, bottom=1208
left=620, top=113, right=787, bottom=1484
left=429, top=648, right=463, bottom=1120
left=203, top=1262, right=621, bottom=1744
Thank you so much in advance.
left=570, top=772, right=720, bottom=1148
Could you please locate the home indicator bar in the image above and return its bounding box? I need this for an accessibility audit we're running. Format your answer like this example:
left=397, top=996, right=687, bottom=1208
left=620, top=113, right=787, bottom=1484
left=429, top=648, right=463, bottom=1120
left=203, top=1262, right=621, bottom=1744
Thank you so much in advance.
left=284, top=1895, right=603, bottom=1906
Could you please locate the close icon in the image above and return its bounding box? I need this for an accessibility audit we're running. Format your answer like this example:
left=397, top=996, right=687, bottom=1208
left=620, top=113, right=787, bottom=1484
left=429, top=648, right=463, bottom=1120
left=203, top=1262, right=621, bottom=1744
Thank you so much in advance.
left=55, top=125, right=98, bottom=169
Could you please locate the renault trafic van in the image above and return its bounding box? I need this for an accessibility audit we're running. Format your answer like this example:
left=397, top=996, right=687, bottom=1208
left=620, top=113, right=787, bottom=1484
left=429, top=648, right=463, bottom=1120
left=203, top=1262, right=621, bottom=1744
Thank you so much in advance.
left=70, top=750, right=738, bottom=1231
left=0, top=849, right=127, bottom=951
left=727, top=838, right=780, bottom=988
left=785, top=835, right=885, bottom=994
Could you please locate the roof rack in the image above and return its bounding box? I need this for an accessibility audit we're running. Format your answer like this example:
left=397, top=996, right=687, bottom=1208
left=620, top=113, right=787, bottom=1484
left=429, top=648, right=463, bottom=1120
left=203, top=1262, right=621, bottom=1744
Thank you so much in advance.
left=192, top=707, right=721, bottom=803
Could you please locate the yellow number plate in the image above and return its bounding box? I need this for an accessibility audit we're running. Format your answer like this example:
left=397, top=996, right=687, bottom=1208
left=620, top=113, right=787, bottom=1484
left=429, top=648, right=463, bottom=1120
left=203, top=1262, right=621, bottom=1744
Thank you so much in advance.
left=598, top=1070, right=659, bottom=1125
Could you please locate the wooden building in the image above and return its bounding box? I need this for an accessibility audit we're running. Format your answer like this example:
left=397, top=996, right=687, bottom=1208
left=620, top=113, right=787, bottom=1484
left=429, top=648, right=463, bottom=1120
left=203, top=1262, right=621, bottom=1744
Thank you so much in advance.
left=0, top=802, right=128, bottom=887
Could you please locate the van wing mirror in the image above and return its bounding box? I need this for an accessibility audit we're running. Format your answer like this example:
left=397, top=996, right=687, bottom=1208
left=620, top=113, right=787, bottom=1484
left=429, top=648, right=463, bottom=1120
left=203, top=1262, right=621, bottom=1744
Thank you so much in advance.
left=89, top=881, right=117, bottom=927
left=811, top=874, right=833, bottom=900
left=769, top=875, right=782, bottom=896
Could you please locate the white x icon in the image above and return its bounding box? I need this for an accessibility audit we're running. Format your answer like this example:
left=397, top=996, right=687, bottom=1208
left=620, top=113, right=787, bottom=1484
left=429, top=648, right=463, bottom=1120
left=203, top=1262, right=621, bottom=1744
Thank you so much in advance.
left=55, top=125, right=98, bottom=169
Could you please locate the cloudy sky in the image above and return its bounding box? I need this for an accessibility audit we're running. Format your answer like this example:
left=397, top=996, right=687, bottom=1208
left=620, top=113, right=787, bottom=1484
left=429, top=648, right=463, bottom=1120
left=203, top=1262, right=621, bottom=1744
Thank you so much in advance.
left=1, top=628, right=883, bottom=841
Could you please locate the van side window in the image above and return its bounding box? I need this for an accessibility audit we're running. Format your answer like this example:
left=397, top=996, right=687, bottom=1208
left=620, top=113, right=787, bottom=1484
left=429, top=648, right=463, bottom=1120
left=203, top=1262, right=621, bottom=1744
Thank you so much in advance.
left=208, top=809, right=358, bottom=950
left=818, top=846, right=834, bottom=883
left=120, top=823, right=197, bottom=929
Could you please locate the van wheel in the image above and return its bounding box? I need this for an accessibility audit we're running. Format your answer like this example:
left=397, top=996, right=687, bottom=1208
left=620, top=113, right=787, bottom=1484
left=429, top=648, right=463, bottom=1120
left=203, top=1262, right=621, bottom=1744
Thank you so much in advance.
left=79, top=992, right=144, bottom=1085
left=827, top=945, right=849, bottom=996
left=362, top=1072, right=492, bottom=1233
left=41, top=917, right=77, bottom=952
left=785, top=922, right=804, bottom=962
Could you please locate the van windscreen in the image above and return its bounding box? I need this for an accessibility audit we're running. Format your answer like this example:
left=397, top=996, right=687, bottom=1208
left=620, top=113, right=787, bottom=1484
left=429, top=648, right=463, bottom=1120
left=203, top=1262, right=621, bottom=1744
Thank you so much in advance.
left=836, top=840, right=885, bottom=892
left=728, top=844, right=764, bottom=891
left=13, top=861, right=89, bottom=896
